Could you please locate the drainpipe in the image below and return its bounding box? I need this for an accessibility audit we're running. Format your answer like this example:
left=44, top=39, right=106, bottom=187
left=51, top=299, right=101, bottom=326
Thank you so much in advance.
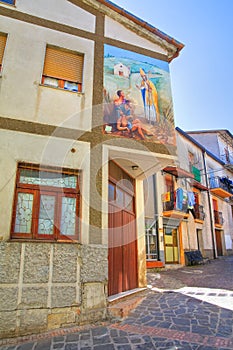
left=202, top=150, right=216, bottom=259
left=152, top=174, right=160, bottom=261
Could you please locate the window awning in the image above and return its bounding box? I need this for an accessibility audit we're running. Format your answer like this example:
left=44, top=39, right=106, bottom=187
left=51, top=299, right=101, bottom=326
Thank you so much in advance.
left=163, top=166, right=194, bottom=179
left=192, top=180, right=208, bottom=191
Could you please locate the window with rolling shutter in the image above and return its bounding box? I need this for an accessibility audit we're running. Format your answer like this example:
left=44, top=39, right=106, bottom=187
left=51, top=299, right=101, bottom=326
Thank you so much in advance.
left=42, top=46, right=84, bottom=92
left=0, top=34, right=7, bottom=72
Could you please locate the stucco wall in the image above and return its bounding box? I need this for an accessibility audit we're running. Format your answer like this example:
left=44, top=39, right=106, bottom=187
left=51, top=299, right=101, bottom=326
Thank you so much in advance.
left=0, top=15, right=94, bottom=130
left=16, top=0, right=96, bottom=33
left=105, top=17, right=167, bottom=55
left=0, top=129, right=90, bottom=242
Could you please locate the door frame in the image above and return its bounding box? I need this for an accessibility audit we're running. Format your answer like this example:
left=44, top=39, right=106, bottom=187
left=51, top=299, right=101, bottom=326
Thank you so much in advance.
left=108, top=169, right=138, bottom=296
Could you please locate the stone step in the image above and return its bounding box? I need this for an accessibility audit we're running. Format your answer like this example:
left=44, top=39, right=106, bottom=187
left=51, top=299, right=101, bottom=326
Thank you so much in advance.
left=108, top=294, right=145, bottom=319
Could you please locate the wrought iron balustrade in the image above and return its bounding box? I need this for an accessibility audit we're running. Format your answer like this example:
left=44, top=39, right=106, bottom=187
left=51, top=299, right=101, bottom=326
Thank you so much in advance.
left=162, top=191, right=188, bottom=212
left=214, top=210, right=224, bottom=225
left=194, top=204, right=205, bottom=221
left=209, top=176, right=233, bottom=195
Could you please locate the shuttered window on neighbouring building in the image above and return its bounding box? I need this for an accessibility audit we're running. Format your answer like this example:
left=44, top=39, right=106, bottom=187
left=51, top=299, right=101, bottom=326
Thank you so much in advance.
left=0, top=34, right=7, bottom=71
left=42, top=46, right=84, bottom=92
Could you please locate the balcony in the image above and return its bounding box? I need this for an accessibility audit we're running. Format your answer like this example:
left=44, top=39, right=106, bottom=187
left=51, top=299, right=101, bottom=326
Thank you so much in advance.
left=214, top=210, right=224, bottom=226
left=162, top=191, right=189, bottom=219
left=194, top=204, right=205, bottom=222
left=209, top=176, right=233, bottom=198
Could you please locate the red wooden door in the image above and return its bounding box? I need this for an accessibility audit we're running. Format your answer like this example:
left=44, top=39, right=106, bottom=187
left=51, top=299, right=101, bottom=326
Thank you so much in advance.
left=215, top=230, right=223, bottom=256
left=108, top=177, right=138, bottom=296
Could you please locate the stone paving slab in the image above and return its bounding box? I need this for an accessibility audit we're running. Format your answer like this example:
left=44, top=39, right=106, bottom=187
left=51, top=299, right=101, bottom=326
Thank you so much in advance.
left=1, top=290, right=233, bottom=350
left=172, top=287, right=233, bottom=311
left=0, top=256, right=233, bottom=350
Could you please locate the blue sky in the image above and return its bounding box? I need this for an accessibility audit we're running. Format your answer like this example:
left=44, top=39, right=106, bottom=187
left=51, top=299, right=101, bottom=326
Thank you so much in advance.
left=112, top=0, right=233, bottom=134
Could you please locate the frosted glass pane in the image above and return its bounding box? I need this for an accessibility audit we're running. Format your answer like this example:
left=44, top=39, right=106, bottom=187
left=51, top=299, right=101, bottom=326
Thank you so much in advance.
left=38, top=195, right=55, bottom=235
left=108, top=183, right=115, bottom=201
left=116, top=188, right=124, bottom=208
left=19, top=169, right=77, bottom=188
left=60, top=197, right=76, bottom=236
left=125, top=193, right=133, bottom=211
left=14, top=193, right=33, bottom=233
left=164, top=234, right=173, bottom=244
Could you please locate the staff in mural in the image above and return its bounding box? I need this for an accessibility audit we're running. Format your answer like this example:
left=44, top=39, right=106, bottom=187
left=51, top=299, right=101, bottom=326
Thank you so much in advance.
left=136, top=68, right=160, bottom=124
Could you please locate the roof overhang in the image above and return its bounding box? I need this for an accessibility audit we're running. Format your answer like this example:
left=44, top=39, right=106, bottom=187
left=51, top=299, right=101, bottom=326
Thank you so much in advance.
left=163, top=166, right=194, bottom=179
left=104, top=145, right=177, bottom=180
left=192, top=180, right=208, bottom=191
left=69, top=0, right=184, bottom=62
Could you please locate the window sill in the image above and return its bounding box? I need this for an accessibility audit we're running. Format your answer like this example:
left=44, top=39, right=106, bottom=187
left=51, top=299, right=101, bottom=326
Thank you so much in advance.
left=9, top=238, right=80, bottom=244
left=39, top=83, right=84, bottom=95
left=214, top=223, right=223, bottom=229
left=194, top=219, right=204, bottom=224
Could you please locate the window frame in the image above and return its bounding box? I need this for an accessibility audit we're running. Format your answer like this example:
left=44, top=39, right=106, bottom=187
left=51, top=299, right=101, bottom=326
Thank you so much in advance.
left=41, top=45, right=84, bottom=93
left=108, top=176, right=135, bottom=214
left=11, top=164, right=81, bottom=242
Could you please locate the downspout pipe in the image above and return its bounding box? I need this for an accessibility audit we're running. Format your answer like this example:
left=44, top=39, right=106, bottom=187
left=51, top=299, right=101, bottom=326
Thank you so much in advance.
left=152, top=174, right=160, bottom=261
left=202, top=150, right=216, bottom=259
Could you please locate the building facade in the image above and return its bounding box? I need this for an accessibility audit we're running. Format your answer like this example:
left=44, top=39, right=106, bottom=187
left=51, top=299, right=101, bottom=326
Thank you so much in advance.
left=145, top=127, right=233, bottom=268
left=187, top=130, right=233, bottom=167
left=0, top=0, right=183, bottom=338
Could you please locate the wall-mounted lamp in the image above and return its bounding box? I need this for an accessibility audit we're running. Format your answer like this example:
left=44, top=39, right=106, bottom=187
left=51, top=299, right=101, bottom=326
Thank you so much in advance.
left=132, top=165, right=139, bottom=170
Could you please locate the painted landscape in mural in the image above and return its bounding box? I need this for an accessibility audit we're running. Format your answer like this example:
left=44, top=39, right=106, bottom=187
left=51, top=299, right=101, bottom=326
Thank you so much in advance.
left=103, top=45, right=176, bottom=145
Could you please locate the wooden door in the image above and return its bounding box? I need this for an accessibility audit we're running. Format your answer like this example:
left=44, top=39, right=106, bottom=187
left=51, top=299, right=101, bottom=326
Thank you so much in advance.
left=108, top=168, right=137, bottom=296
left=196, top=229, right=204, bottom=254
left=215, top=230, right=223, bottom=256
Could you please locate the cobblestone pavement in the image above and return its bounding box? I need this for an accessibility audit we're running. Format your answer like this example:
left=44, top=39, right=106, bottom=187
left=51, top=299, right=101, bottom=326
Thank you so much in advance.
left=1, top=256, right=233, bottom=350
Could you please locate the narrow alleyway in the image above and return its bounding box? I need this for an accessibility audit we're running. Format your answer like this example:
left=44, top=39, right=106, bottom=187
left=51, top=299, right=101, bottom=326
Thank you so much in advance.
left=0, top=256, right=233, bottom=350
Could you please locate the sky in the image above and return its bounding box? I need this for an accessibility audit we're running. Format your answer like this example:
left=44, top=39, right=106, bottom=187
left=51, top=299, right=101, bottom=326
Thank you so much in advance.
left=112, top=0, right=233, bottom=134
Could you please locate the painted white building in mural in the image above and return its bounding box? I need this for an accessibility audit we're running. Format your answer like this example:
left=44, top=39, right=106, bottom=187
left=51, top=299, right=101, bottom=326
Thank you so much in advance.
left=114, top=62, right=130, bottom=78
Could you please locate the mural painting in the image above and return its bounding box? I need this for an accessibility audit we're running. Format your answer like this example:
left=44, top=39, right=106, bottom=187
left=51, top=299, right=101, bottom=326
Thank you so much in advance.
left=103, top=45, right=176, bottom=145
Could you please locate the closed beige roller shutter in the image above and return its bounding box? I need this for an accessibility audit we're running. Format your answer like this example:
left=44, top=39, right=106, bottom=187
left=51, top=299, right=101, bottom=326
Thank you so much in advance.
left=0, top=35, right=7, bottom=66
left=43, top=47, right=83, bottom=83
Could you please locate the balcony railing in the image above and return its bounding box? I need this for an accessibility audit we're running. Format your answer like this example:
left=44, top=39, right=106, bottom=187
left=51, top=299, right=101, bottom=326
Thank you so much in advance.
left=214, top=210, right=224, bottom=226
left=209, top=176, right=233, bottom=195
left=194, top=204, right=205, bottom=221
left=162, top=191, right=188, bottom=212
